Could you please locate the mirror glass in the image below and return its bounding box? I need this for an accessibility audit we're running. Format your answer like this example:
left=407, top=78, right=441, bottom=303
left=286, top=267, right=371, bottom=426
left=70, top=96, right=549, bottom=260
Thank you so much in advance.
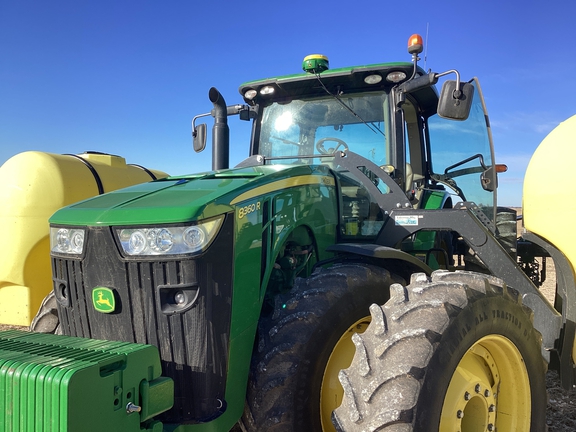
left=437, top=80, right=474, bottom=120
left=193, top=123, right=207, bottom=153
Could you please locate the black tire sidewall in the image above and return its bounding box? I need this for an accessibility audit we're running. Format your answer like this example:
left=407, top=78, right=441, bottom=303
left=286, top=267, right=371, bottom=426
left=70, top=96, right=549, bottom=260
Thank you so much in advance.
left=294, top=284, right=391, bottom=430
left=416, top=293, right=547, bottom=432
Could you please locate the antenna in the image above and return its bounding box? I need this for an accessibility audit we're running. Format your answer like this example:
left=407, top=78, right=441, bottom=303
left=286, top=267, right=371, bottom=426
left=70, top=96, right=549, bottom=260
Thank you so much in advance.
left=424, top=23, right=430, bottom=71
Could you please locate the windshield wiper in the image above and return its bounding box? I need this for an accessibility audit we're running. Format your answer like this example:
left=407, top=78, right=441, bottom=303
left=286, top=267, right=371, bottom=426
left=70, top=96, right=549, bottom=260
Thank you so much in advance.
left=314, top=73, right=384, bottom=136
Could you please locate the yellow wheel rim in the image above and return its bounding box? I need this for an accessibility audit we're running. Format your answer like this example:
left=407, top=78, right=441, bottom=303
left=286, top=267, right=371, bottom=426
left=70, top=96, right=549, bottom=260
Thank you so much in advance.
left=440, top=335, right=531, bottom=431
left=320, top=316, right=370, bottom=431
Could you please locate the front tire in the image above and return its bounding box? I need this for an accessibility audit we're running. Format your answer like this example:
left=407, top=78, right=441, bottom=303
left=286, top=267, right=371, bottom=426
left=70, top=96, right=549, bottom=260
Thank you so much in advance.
left=241, top=263, right=403, bottom=431
left=333, top=270, right=547, bottom=432
left=30, top=290, right=61, bottom=334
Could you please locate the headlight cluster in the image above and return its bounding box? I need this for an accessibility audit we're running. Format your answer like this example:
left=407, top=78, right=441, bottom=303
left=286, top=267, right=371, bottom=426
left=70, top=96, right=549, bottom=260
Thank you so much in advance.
left=117, top=216, right=223, bottom=256
left=50, top=227, right=86, bottom=255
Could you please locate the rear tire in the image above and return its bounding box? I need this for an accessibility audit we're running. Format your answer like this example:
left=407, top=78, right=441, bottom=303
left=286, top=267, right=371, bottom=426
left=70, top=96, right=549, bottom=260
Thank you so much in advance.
left=241, top=263, right=402, bottom=431
left=333, top=270, right=547, bottom=432
left=496, top=206, right=518, bottom=260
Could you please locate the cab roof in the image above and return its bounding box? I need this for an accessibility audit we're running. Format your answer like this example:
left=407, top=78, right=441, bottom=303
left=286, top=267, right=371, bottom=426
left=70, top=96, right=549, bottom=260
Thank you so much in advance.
left=239, top=61, right=439, bottom=117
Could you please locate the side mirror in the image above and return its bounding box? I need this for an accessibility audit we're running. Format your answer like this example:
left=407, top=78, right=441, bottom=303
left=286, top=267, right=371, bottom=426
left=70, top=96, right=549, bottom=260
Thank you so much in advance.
left=438, top=80, right=474, bottom=120
left=193, top=123, right=207, bottom=153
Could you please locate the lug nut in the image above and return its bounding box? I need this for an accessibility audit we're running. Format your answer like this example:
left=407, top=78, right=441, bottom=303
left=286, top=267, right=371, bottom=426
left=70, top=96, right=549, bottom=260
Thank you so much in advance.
left=484, top=389, right=491, bottom=397
left=457, top=410, right=464, bottom=419
left=464, top=391, right=471, bottom=401
left=489, top=404, right=495, bottom=412
left=487, top=423, right=494, bottom=431
left=475, top=384, right=481, bottom=393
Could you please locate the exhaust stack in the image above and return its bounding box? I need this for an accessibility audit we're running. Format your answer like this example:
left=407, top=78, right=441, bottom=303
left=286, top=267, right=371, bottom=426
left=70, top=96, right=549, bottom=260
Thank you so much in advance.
left=209, top=87, right=229, bottom=171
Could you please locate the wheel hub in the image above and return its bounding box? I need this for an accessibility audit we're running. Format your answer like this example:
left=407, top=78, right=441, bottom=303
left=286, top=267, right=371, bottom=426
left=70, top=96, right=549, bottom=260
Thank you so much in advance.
left=440, top=335, right=530, bottom=431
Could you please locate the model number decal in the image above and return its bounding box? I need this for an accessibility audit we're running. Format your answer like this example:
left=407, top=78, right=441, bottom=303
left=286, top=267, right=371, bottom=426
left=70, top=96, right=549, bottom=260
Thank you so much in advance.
left=238, top=201, right=261, bottom=219
left=395, top=215, right=420, bottom=226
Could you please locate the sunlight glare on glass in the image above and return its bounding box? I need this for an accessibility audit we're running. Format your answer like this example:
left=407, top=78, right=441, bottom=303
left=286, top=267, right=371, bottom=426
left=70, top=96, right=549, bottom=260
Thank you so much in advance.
left=275, top=111, right=293, bottom=131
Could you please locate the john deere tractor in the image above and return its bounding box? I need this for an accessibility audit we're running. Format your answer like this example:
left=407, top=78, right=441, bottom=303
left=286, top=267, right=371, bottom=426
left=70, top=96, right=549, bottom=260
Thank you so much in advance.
left=1, top=35, right=571, bottom=431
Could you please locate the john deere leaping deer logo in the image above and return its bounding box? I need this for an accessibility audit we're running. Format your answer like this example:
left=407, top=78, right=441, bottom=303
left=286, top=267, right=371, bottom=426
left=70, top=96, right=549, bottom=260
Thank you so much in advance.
left=92, top=287, right=116, bottom=313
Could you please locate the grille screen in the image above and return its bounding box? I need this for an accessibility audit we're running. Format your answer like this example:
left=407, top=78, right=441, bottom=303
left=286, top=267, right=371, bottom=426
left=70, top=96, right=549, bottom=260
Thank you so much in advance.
left=52, top=216, right=234, bottom=423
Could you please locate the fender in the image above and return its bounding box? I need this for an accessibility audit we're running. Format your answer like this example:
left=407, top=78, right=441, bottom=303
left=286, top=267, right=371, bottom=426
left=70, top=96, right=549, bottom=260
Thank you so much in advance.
left=326, top=243, right=433, bottom=281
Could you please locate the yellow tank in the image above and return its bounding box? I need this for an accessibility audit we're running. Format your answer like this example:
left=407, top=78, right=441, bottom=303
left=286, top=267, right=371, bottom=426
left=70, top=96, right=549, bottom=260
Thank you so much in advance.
left=524, top=115, right=576, bottom=266
left=523, top=115, right=576, bottom=361
left=0, top=151, right=169, bottom=326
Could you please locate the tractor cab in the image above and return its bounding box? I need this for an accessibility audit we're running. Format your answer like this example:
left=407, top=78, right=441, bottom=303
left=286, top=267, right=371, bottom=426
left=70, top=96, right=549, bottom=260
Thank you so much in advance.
left=190, top=35, right=500, bottom=270
left=232, top=39, right=499, bottom=239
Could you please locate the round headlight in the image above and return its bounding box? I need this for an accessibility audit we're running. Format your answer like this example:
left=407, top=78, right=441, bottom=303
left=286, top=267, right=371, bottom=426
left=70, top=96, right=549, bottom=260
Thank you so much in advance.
left=148, top=228, right=173, bottom=252
left=183, top=226, right=205, bottom=250
left=69, top=230, right=85, bottom=254
left=128, top=230, right=147, bottom=254
left=56, top=229, right=70, bottom=252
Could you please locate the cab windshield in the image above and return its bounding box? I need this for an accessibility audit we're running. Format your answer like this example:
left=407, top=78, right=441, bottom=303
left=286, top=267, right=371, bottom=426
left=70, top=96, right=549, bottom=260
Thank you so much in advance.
left=257, top=91, right=391, bottom=166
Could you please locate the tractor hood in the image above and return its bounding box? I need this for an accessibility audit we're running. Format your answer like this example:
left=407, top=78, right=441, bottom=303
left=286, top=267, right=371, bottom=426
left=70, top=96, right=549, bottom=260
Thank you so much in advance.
left=50, top=164, right=332, bottom=226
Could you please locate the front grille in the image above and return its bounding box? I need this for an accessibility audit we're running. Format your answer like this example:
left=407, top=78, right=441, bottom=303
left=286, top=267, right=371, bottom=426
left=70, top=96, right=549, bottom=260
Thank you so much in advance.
left=52, top=215, right=234, bottom=423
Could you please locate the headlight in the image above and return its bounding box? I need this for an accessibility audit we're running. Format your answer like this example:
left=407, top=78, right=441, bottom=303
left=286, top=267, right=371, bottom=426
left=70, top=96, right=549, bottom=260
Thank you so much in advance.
left=50, top=227, right=86, bottom=255
left=117, top=216, right=224, bottom=256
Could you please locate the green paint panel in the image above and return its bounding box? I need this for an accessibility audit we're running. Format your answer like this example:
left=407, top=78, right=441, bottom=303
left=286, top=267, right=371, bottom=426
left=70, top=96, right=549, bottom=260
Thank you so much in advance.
left=49, top=165, right=300, bottom=226
left=0, top=330, right=172, bottom=432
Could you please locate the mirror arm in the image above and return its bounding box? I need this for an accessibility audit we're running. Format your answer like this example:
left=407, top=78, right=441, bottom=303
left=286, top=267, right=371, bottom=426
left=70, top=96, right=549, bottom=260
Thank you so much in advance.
left=223, top=104, right=258, bottom=121
left=191, top=112, right=212, bottom=137
left=436, top=69, right=462, bottom=98
left=444, top=153, right=487, bottom=175
left=191, top=101, right=258, bottom=156
left=192, top=103, right=258, bottom=137
left=220, top=104, right=245, bottom=116
left=398, top=72, right=438, bottom=95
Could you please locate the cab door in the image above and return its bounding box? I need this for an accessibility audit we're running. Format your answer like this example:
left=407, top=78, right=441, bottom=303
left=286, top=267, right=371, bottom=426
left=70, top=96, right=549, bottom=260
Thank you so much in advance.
left=426, top=78, right=497, bottom=222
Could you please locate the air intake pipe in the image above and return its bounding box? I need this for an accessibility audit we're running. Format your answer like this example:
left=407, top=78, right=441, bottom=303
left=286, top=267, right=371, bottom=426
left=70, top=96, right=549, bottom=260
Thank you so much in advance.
left=209, top=87, right=229, bottom=171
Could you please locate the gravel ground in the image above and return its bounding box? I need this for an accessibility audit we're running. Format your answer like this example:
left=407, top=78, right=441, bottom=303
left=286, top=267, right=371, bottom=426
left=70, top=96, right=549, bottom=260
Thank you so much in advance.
left=540, top=261, right=576, bottom=432
left=547, top=370, right=576, bottom=431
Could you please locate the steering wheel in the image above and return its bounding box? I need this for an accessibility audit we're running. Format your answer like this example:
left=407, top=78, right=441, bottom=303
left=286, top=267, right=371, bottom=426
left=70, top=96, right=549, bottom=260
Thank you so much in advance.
left=316, top=137, right=349, bottom=154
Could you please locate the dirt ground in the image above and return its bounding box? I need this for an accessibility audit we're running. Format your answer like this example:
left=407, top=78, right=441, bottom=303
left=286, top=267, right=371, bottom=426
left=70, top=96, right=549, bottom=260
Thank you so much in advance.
left=539, top=259, right=576, bottom=431
left=547, top=369, right=576, bottom=431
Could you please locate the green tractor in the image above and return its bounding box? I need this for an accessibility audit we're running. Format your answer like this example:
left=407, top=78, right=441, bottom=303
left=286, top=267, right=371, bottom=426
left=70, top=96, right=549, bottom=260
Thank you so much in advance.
left=1, top=34, right=568, bottom=431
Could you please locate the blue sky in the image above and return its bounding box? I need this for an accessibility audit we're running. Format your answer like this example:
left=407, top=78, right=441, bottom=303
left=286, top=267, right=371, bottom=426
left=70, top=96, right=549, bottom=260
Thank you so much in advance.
left=1, top=1, right=574, bottom=206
